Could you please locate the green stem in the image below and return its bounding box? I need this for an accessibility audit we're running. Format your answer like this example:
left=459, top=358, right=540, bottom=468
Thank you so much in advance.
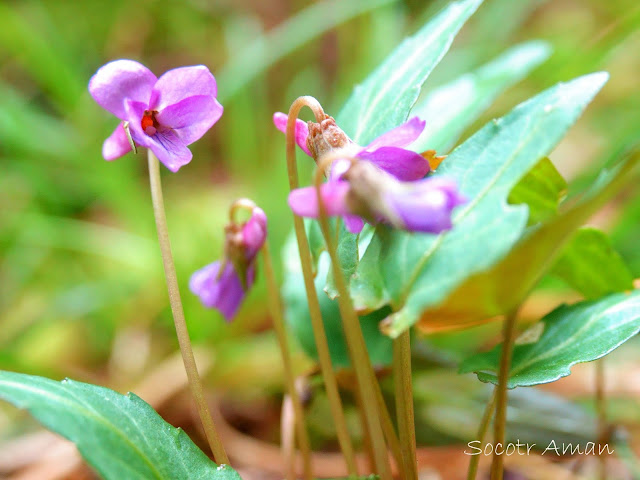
left=353, top=382, right=376, bottom=472
left=596, top=359, right=607, bottom=480
left=262, top=240, right=313, bottom=480
left=146, top=151, right=229, bottom=464
left=490, top=309, right=519, bottom=480
left=285, top=97, right=358, bottom=477
left=467, top=390, right=497, bottom=480
left=313, top=172, right=392, bottom=479
left=393, top=331, right=417, bottom=480
left=374, top=373, right=404, bottom=475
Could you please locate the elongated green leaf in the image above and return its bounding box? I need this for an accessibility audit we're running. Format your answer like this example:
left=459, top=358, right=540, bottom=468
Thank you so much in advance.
left=329, top=44, right=550, bottom=294
left=0, top=3, right=85, bottom=111
left=0, top=371, right=240, bottom=480
left=337, top=0, right=483, bottom=145
left=459, top=291, right=640, bottom=388
left=410, top=41, right=551, bottom=153
left=351, top=72, right=609, bottom=337
left=217, top=0, right=395, bottom=101
left=420, top=151, right=638, bottom=329
left=612, top=187, right=640, bottom=277
left=552, top=228, right=634, bottom=299
left=282, top=236, right=392, bottom=368
left=507, top=156, right=567, bottom=225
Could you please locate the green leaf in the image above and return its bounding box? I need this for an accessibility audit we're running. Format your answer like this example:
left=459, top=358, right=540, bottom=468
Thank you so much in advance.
left=552, top=228, right=634, bottom=299
left=0, top=371, right=241, bottom=480
left=330, top=58, right=557, bottom=302
left=0, top=3, right=85, bottom=111
left=325, top=220, right=361, bottom=299
left=282, top=235, right=392, bottom=368
left=507, top=156, right=567, bottom=225
left=459, top=291, right=640, bottom=388
left=611, top=187, right=640, bottom=277
left=217, top=0, right=395, bottom=101
left=413, top=370, right=596, bottom=446
left=421, top=150, right=638, bottom=329
left=352, top=72, right=609, bottom=337
left=337, top=0, right=483, bottom=145
left=410, top=41, right=551, bottom=153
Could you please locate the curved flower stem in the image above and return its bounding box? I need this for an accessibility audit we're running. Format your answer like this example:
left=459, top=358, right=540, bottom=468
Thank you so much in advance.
left=286, top=96, right=358, bottom=477
left=393, top=331, right=417, bottom=480
left=262, top=238, right=313, bottom=480
left=467, top=389, right=497, bottom=480
left=595, top=359, right=607, bottom=480
left=312, top=163, right=392, bottom=480
left=490, top=308, right=520, bottom=480
left=147, top=151, right=229, bottom=465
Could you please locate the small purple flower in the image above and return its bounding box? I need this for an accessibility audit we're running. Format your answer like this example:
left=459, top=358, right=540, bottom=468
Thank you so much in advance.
left=89, top=59, right=223, bottom=172
left=273, top=113, right=429, bottom=182
left=189, top=261, right=256, bottom=322
left=288, top=161, right=466, bottom=234
left=190, top=205, right=267, bottom=322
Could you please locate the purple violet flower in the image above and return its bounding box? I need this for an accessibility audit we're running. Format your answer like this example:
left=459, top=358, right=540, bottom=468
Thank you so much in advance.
left=273, top=113, right=429, bottom=182
left=190, top=206, right=267, bottom=322
left=288, top=161, right=466, bottom=234
left=89, top=59, right=223, bottom=172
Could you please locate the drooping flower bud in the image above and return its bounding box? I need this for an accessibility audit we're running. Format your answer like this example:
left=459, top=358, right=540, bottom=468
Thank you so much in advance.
left=190, top=201, right=267, bottom=322
left=288, top=160, right=465, bottom=234
left=273, top=112, right=430, bottom=182
left=305, top=116, right=358, bottom=161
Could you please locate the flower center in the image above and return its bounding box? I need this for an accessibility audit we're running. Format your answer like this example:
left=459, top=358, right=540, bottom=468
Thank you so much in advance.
left=141, top=110, right=159, bottom=136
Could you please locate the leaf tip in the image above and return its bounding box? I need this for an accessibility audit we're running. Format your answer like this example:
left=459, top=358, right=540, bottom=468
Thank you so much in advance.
left=576, top=71, right=610, bottom=94
left=522, top=40, right=553, bottom=64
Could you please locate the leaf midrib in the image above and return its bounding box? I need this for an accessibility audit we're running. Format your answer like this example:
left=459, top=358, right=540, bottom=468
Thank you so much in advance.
left=350, top=21, right=447, bottom=142
left=0, top=379, right=165, bottom=480
left=397, top=109, right=538, bottom=308
left=349, top=1, right=475, bottom=142
left=511, top=298, right=640, bottom=377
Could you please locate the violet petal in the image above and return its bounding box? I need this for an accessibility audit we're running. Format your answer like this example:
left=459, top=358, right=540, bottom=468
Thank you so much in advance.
left=123, top=99, right=152, bottom=146
left=273, top=112, right=311, bottom=156
left=358, top=146, right=429, bottom=181
left=189, top=261, right=249, bottom=322
left=89, top=59, right=157, bottom=120
left=149, top=65, right=217, bottom=111
left=242, top=207, right=268, bottom=259
left=329, top=158, right=351, bottom=181
left=385, top=177, right=466, bottom=233
left=102, top=123, right=132, bottom=160
left=156, top=95, right=223, bottom=145
left=288, top=181, right=351, bottom=218
left=343, top=214, right=365, bottom=234
left=125, top=99, right=192, bottom=172
left=365, top=117, right=426, bottom=150
left=147, top=130, right=193, bottom=172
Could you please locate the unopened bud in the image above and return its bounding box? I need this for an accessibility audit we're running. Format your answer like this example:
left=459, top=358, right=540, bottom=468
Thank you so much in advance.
left=306, top=116, right=357, bottom=161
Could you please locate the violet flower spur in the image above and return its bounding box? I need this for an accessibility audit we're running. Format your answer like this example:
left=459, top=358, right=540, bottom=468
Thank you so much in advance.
left=89, top=59, right=223, bottom=172
left=274, top=112, right=430, bottom=182
left=289, top=160, right=466, bottom=234
left=190, top=204, right=267, bottom=322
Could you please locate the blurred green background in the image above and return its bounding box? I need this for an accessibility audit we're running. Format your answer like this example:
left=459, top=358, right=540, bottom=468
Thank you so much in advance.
left=0, top=0, right=639, bottom=475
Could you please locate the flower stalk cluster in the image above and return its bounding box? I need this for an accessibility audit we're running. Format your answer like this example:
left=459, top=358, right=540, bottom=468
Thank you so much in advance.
left=89, top=55, right=466, bottom=478
left=285, top=97, right=466, bottom=480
